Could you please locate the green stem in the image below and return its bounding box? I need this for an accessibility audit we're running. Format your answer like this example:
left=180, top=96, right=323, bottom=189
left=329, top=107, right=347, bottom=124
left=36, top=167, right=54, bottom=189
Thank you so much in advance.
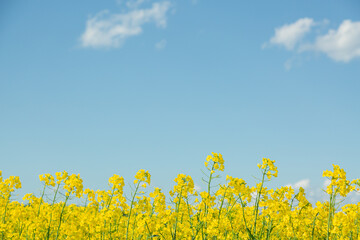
left=1, top=194, right=10, bottom=240
left=327, top=186, right=336, bottom=240
left=203, top=164, right=215, bottom=240
left=2, top=194, right=10, bottom=224
left=55, top=194, right=70, bottom=240
left=126, top=181, right=141, bottom=240
left=185, top=198, right=196, bottom=238
left=37, top=183, right=47, bottom=216
left=238, top=193, right=252, bottom=239
left=106, top=187, right=116, bottom=209
left=253, top=166, right=268, bottom=236
left=311, top=212, right=319, bottom=240
left=52, top=183, right=60, bottom=205
left=173, top=187, right=183, bottom=240
left=46, top=183, right=60, bottom=240
left=217, top=186, right=228, bottom=237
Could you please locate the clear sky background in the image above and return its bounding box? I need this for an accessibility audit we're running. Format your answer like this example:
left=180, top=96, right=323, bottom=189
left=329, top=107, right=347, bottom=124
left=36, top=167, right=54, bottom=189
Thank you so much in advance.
left=1, top=0, right=360, bottom=203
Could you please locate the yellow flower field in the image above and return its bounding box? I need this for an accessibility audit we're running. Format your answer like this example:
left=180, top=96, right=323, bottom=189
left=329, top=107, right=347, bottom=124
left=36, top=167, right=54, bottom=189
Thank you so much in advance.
left=1, top=153, right=359, bottom=239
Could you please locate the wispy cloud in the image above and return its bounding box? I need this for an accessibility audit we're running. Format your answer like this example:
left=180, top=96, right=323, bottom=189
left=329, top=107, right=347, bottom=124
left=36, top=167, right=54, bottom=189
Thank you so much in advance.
left=347, top=191, right=360, bottom=204
left=191, top=0, right=199, bottom=5
left=155, top=39, right=167, bottom=49
left=116, top=0, right=147, bottom=8
left=302, top=20, right=360, bottom=62
left=284, top=58, right=293, bottom=70
left=264, top=18, right=360, bottom=65
left=194, top=184, right=201, bottom=192
left=268, top=18, right=315, bottom=50
left=323, top=178, right=331, bottom=189
left=286, top=178, right=311, bottom=190
left=126, top=0, right=147, bottom=9
left=293, top=179, right=310, bottom=189
left=80, top=1, right=171, bottom=49
left=284, top=179, right=360, bottom=206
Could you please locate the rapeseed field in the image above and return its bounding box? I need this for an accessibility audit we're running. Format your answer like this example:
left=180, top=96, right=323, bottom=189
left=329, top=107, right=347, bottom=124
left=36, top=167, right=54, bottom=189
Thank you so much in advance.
left=1, top=153, right=359, bottom=239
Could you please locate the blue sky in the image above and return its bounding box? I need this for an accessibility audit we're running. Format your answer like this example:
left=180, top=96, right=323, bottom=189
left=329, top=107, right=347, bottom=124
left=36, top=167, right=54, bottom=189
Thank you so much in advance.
left=1, top=0, right=360, bottom=202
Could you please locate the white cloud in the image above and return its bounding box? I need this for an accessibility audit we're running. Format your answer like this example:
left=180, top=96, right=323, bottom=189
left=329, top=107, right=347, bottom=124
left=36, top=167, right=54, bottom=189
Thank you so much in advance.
left=320, top=180, right=360, bottom=204
left=194, top=184, right=201, bottom=192
left=126, top=0, right=146, bottom=9
left=323, top=179, right=331, bottom=189
left=286, top=178, right=311, bottom=190
left=293, top=179, right=310, bottom=189
left=116, top=0, right=147, bottom=8
left=284, top=58, right=293, bottom=70
left=269, top=18, right=315, bottom=50
left=155, top=39, right=167, bottom=49
left=284, top=179, right=360, bottom=206
left=264, top=18, right=360, bottom=66
left=348, top=191, right=360, bottom=204
left=80, top=1, right=171, bottom=48
left=308, top=20, right=360, bottom=62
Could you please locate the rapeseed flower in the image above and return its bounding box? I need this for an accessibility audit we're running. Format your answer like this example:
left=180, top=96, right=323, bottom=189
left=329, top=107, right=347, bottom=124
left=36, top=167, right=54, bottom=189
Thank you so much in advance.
left=0, top=153, right=359, bottom=239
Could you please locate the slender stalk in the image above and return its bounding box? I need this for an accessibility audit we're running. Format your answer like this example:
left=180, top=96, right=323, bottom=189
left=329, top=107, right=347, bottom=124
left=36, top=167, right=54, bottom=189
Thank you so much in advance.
left=253, top=166, right=268, bottom=236
left=238, top=193, right=252, bottom=239
left=217, top=186, right=228, bottom=237
left=46, top=183, right=60, bottom=240
left=126, top=181, right=141, bottom=240
left=203, top=164, right=215, bottom=239
left=2, top=194, right=10, bottom=224
left=311, top=212, right=319, bottom=240
left=37, top=183, right=47, bottom=216
left=106, top=187, right=116, bottom=209
left=144, top=221, right=152, bottom=239
left=173, top=187, right=183, bottom=240
left=55, top=194, right=70, bottom=240
left=185, top=198, right=196, bottom=238
left=1, top=194, right=11, bottom=240
left=327, top=186, right=335, bottom=240
left=265, top=217, right=272, bottom=240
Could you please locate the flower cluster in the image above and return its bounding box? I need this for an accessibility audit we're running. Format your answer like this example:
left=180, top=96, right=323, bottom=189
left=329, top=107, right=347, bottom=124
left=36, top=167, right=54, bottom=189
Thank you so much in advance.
left=205, top=152, right=225, bottom=173
left=257, top=157, right=278, bottom=179
left=0, top=154, right=359, bottom=239
left=134, top=169, right=151, bottom=187
left=323, top=164, right=354, bottom=197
